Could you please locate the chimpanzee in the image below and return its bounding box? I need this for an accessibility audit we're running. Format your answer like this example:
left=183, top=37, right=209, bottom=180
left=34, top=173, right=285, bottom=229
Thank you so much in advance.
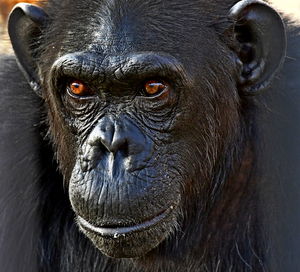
left=0, top=0, right=299, bottom=271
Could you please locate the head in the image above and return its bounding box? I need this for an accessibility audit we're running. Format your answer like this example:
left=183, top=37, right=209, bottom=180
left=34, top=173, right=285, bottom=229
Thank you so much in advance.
left=8, top=0, right=286, bottom=258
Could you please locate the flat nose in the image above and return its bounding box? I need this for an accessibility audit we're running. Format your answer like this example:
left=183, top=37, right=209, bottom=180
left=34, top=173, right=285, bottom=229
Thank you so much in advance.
left=82, top=115, right=154, bottom=172
left=96, top=116, right=128, bottom=155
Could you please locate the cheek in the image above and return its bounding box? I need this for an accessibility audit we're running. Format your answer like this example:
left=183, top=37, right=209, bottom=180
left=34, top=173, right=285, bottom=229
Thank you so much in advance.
left=167, top=82, right=241, bottom=183
left=46, top=104, right=78, bottom=179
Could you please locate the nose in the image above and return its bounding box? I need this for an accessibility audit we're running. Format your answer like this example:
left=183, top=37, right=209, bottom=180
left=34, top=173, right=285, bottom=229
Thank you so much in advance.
left=97, top=116, right=128, bottom=155
left=83, top=115, right=154, bottom=172
left=87, top=115, right=149, bottom=158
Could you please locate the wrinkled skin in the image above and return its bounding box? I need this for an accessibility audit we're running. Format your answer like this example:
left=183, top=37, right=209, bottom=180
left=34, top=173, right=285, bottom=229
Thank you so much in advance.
left=0, top=0, right=298, bottom=271
left=41, top=0, right=242, bottom=259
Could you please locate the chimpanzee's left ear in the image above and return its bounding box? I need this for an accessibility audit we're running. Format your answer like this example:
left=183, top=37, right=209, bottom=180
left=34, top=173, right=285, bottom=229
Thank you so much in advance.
left=8, top=4, right=48, bottom=96
left=229, top=0, right=286, bottom=95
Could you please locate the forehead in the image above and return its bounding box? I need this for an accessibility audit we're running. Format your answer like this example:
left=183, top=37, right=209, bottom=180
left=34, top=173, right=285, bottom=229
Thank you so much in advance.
left=49, top=0, right=224, bottom=57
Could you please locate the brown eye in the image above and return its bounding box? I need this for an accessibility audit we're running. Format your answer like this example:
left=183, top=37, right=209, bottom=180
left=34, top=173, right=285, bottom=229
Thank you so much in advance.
left=144, top=80, right=168, bottom=96
left=68, top=80, right=94, bottom=97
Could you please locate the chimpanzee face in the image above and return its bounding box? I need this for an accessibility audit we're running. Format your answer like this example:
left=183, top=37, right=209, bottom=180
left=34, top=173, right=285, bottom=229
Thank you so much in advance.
left=8, top=0, right=286, bottom=258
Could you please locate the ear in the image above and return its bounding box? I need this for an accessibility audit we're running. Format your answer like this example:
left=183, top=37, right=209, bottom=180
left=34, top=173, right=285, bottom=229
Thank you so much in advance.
left=8, top=4, right=48, bottom=96
left=229, top=0, right=286, bottom=95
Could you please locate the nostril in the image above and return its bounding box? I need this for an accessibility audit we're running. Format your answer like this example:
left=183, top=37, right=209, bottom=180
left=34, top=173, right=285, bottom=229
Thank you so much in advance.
left=99, top=142, right=109, bottom=154
left=97, top=133, right=129, bottom=156
left=118, top=142, right=129, bottom=158
left=108, top=137, right=128, bottom=156
left=89, top=117, right=138, bottom=157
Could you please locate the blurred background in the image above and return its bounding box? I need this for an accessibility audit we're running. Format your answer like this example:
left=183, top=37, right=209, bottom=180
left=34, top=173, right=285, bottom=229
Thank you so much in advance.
left=272, top=0, right=300, bottom=17
left=0, top=0, right=41, bottom=53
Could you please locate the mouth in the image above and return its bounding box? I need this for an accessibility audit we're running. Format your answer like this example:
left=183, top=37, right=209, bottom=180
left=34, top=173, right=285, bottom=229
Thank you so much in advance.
left=77, top=207, right=174, bottom=238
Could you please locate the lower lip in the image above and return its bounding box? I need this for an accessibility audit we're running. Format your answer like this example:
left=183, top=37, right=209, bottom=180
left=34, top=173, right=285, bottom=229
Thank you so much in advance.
left=78, top=208, right=173, bottom=237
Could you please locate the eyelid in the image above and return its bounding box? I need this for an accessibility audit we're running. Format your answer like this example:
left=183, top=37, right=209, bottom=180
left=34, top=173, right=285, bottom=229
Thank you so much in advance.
left=70, top=81, right=86, bottom=94
left=141, top=79, right=172, bottom=101
left=50, top=53, right=105, bottom=92
left=143, top=80, right=166, bottom=94
left=66, top=79, right=97, bottom=99
left=66, top=88, right=96, bottom=100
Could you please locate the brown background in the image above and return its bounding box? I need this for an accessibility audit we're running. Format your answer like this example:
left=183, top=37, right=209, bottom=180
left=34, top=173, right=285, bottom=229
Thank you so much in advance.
left=272, top=0, right=300, bottom=20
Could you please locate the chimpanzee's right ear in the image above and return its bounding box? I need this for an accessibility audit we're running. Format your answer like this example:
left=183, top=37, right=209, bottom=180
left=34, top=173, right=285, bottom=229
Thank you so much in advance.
left=8, top=4, right=48, bottom=96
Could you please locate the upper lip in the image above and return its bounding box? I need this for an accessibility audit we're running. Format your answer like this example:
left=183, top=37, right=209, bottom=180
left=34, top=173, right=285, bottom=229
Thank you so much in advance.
left=77, top=208, right=173, bottom=237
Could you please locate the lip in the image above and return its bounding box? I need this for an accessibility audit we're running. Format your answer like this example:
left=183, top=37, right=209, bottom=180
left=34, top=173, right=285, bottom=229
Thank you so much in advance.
left=77, top=207, right=173, bottom=237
